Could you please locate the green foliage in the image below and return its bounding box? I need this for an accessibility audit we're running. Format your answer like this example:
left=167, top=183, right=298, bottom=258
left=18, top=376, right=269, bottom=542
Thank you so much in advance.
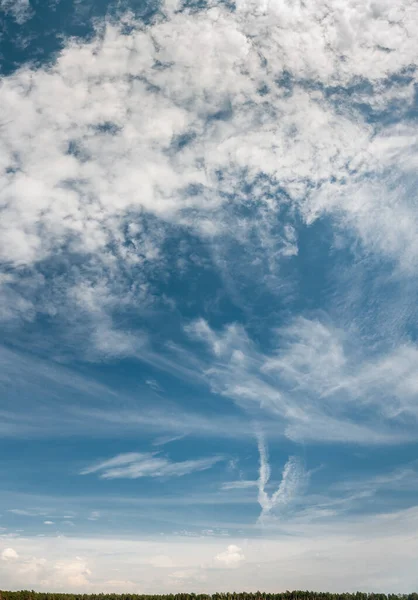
left=1, top=591, right=417, bottom=600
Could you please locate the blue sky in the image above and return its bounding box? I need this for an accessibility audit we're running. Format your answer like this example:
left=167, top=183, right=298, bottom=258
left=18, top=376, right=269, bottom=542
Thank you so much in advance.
left=1, top=0, right=418, bottom=593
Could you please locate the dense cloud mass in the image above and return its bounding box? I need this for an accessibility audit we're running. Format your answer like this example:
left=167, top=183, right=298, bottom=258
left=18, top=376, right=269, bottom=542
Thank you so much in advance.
left=1, top=0, right=417, bottom=337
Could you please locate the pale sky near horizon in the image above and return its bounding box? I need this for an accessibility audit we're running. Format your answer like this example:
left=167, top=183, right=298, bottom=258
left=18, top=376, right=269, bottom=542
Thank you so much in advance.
left=1, top=0, right=418, bottom=593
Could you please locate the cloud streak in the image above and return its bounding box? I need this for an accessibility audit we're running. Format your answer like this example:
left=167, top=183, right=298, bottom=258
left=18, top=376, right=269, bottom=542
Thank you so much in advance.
left=256, top=431, right=306, bottom=521
left=81, top=452, right=224, bottom=480
left=221, top=480, right=258, bottom=491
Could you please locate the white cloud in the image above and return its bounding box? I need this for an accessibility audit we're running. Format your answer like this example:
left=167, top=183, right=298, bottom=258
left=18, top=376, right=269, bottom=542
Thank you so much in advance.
left=335, top=463, right=418, bottom=496
left=221, top=480, right=258, bottom=490
left=234, top=0, right=418, bottom=84
left=186, top=317, right=418, bottom=444
left=43, top=521, right=54, bottom=525
left=40, top=557, right=92, bottom=589
left=78, top=405, right=262, bottom=440
left=8, top=509, right=47, bottom=517
left=1, top=547, right=19, bottom=561
left=256, top=432, right=306, bottom=521
left=0, top=0, right=417, bottom=354
left=0, top=343, right=280, bottom=442
left=152, top=434, right=187, bottom=447
left=61, top=521, right=75, bottom=527
left=145, top=379, right=162, bottom=392
left=81, top=451, right=224, bottom=479
left=0, top=2, right=417, bottom=589
left=0, top=0, right=32, bottom=23
left=0, top=518, right=418, bottom=592
left=215, top=544, right=245, bottom=567
left=146, top=554, right=174, bottom=568
left=87, top=511, right=101, bottom=521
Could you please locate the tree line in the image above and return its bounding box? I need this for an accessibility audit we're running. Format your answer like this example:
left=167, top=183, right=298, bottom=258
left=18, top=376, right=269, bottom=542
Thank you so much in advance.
left=1, top=592, right=418, bottom=600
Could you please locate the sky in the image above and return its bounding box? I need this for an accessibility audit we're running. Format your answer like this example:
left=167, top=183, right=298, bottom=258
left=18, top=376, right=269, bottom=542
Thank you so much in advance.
left=0, top=0, right=418, bottom=593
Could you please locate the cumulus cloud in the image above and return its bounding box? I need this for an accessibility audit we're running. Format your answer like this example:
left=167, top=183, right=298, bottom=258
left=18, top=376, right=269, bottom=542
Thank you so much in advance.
left=1, top=547, right=19, bottom=561
left=146, top=554, right=174, bottom=568
left=215, top=544, right=245, bottom=567
left=81, top=451, right=224, bottom=479
left=1, top=517, right=418, bottom=592
left=40, top=557, right=92, bottom=589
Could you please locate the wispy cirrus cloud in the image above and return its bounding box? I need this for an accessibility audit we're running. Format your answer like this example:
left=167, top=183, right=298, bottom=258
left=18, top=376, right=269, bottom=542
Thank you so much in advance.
left=334, top=462, right=418, bottom=496
left=81, top=452, right=224, bottom=480
left=221, top=480, right=258, bottom=491
left=185, top=317, right=418, bottom=445
left=0, top=343, right=268, bottom=442
left=8, top=509, right=47, bottom=517
left=256, top=431, right=306, bottom=522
